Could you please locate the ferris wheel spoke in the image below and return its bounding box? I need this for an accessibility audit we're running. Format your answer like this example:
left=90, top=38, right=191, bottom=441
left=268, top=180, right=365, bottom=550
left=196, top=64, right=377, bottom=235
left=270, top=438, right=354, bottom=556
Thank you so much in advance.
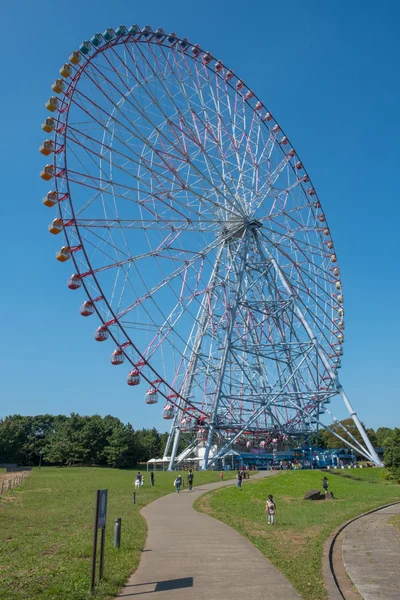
left=253, top=233, right=336, bottom=370
left=258, top=228, right=334, bottom=303
left=73, top=217, right=221, bottom=232
left=64, top=162, right=218, bottom=224
left=158, top=43, right=261, bottom=215
left=97, top=43, right=242, bottom=218
left=252, top=158, right=298, bottom=214
left=152, top=60, right=244, bottom=217
left=71, top=45, right=253, bottom=223
left=109, top=236, right=222, bottom=323
left=72, top=224, right=214, bottom=283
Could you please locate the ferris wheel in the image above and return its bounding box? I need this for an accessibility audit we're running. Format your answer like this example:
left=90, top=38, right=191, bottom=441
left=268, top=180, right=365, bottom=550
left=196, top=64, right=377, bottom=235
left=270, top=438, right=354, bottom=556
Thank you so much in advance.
left=41, top=25, right=381, bottom=468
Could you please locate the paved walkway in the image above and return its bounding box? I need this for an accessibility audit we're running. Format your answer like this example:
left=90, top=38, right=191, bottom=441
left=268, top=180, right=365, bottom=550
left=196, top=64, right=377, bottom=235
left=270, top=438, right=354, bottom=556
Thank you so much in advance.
left=342, top=503, right=400, bottom=599
left=117, top=472, right=300, bottom=599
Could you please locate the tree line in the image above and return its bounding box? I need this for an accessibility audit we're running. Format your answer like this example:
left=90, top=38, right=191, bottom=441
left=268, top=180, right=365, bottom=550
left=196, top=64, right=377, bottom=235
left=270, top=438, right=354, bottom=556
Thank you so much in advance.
left=0, top=414, right=173, bottom=468
left=312, top=418, right=394, bottom=450
left=0, top=414, right=398, bottom=479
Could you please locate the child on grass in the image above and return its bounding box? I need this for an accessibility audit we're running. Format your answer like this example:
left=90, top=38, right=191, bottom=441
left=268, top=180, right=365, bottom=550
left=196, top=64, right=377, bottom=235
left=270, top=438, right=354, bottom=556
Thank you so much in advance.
left=266, top=494, right=276, bottom=525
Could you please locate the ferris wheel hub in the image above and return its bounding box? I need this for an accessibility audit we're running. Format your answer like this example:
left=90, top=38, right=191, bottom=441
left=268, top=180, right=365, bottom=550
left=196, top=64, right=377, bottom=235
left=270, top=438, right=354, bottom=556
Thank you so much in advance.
left=222, top=217, right=262, bottom=241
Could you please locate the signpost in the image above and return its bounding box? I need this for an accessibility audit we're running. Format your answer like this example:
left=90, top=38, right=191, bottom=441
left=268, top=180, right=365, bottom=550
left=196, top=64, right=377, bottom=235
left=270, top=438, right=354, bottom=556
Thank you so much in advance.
left=90, top=489, right=108, bottom=593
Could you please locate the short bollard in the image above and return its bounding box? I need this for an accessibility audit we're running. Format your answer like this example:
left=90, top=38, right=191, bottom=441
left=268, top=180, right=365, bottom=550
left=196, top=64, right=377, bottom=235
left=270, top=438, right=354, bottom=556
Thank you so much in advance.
left=114, top=518, right=121, bottom=549
left=132, top=492, right=136, bottom=505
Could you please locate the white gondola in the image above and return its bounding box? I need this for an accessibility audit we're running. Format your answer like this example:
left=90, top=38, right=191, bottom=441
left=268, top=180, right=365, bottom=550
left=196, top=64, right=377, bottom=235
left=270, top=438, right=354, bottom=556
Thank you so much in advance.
left=111, top=348, right=124, bottom=365
left=127, top=370, right=140, bottom=386
left=162, top=404, right=175, bottom=419
left=145, top=387, right=158, bottom=404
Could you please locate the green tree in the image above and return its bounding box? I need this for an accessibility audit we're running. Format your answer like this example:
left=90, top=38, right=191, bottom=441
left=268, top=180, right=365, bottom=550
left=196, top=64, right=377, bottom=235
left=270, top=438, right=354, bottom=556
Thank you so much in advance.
left=135, top=428, right=161, bottom=462
left=0, top=413, right=194, bottom=469
left=384, top=428, right=400, bottom=481
left=79, top=415, right=109, bottom=465
left=0, top=416, right=28, bottom=463
left=103, top=423, right=137, bottom=468
left=320, top=418, right=377, bottom=452
left=376, top=427, right=393, bottom=448
left=44, top=414, right=86, bottom=466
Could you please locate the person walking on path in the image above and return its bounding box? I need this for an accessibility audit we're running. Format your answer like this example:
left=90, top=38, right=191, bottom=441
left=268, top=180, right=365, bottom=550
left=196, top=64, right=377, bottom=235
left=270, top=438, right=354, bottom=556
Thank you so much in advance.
left=322, top=476, right=328, bottom=494
left=266, top=494, right=276, bottom=525
left=237, top=470, right=243, bottom=490
left=220, top=470, right=224, bottom=481
left=150, top=471, right=154, bottom=487
left=174, top=474, right=182, bottom=493
left=187, top=470, right=194, bottom=491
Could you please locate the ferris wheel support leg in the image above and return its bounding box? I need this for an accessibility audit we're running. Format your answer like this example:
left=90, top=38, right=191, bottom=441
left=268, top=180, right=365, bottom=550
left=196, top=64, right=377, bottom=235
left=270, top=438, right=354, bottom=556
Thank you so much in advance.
left=202, top=427, right=215, bottom=470
left=265, top=250, right=382, bottom=466
left=337, top=385, right=383, bottom=466
left=169, top=244, right=225, bottom=471
left=163, top=418, right=177, bottom=459
left=168, top=428, right=181, bottom=471
left=202, top=238, right=249, bottom=470
left=206, top=343, right=313, bottom=469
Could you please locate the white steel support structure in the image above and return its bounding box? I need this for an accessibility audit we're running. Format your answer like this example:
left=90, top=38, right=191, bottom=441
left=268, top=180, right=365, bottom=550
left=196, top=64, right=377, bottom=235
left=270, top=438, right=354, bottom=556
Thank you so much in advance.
left=166, top=221, right=382, bottom=469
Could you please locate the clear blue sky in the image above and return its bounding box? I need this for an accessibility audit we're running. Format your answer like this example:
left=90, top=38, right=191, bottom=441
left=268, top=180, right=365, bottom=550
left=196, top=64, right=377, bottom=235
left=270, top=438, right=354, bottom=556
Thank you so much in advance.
left=1, top=0, right=399, bottom=432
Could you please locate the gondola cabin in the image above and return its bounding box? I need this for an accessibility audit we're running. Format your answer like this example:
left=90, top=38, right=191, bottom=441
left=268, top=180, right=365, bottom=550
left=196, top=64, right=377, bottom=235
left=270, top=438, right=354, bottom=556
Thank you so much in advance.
left=111, top=348, right=125, bottom=365
left=162, top=405, right=175, bottom=419
left=80, top=301, right=95, bottom=317
left=67, top=274, right=82, bottom=289
left=127, top=370, right=140, bottom=386
left=48, top=218, right=63, bottom=234
left=94, top=325, right=109, bottom=342
left=145, top=387, right=159, bottom=404
left=56, top=246, right=71, bottom=262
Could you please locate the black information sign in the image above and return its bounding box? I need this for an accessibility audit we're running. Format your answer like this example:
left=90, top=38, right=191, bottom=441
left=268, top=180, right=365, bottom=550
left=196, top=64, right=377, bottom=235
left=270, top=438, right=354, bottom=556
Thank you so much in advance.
left=97, top=489, right=108, bottom=529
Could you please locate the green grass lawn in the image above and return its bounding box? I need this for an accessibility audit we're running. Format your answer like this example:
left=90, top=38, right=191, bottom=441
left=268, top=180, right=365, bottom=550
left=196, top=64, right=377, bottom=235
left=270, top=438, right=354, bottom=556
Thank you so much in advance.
left=0, top=467, right=234, bottom=599
left=195, top=469, right=400, bottom=600
left=328, top=466, right=388, bottom=483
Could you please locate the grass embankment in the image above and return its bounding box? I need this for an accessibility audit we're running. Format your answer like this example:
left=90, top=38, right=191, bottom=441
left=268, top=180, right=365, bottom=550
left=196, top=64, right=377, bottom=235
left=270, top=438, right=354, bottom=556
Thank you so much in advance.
left=0, top=467, right=234, bottom=599
left=328, top=467, right=388, bottom=483
left=195, top=469, right=400, bottom=600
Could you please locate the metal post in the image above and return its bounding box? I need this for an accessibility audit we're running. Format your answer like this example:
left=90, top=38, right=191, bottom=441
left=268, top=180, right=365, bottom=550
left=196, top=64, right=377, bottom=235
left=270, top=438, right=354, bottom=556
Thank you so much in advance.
left=132, top=492, right=136, bottom=505
left=114, top=518, right=121, bottom=549
left=99, top=526, right=106, bottom=580
left=90, top=490, right=100, bottom=593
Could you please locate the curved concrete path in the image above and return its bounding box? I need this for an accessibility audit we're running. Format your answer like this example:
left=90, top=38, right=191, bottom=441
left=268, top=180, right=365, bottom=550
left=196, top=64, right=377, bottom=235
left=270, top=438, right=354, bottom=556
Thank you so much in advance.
left=342, top=503, right=400, bottom=599
left=117, top=472, right=300, bottom=599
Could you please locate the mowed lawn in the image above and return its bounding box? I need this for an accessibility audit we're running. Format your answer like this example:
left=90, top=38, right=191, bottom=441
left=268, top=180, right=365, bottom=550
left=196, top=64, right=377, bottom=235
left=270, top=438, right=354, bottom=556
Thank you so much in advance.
left=328, top=466, right=389, bottom=483
left=195, top=469, right=400, bottom=600
left=0, top=467, right=234, bottom=599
